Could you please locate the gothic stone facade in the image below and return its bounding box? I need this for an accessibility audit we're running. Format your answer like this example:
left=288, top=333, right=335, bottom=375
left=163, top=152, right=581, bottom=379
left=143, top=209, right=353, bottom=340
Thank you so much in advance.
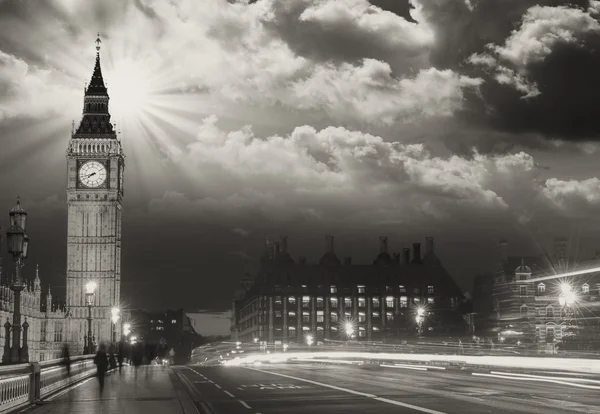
left=65, top=37, right=124, bottom=353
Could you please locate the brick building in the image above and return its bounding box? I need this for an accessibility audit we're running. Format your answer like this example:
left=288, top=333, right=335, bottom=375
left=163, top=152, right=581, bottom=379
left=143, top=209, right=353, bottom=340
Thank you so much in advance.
left=231, top=236, right=465, bottom=344
left=474, top=238, right=600, bottom=348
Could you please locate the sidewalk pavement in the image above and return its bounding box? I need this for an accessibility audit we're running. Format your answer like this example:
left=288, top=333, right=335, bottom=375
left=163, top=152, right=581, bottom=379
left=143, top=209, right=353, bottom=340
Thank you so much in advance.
left=26, top=365, right=198, bottom=414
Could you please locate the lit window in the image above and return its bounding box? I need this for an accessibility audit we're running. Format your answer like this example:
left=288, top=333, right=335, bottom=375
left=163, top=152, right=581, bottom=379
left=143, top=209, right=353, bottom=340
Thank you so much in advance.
left=414, top=298, right=420, bottom=305
left=330, top=298, right=338, bottom=308
left=344, top=297, right=352, bottom=308
left=583, top=284, right=590, bottom=294
left=288, top=311, right=296, bottom=317
left=330, top=286, right=337, bottom=294
left=372, top=311, right=380, bottom=318
left=373, top=326, right=380, bottom=331
left=357, top=285, right=365, bottom=294
left=317, top=311, right=324, bottom=323
left=274, top=296, right=282, bottom=305
left=385, top=312, right=393, bottom=322
left=399, top=285, right=406, bottom=293
left=358, top=312, right=366, bottom=323
left=372, top=298, right=380, bottom=308
left=302, top=326, right=310, bottom=331
left=399, top=296, right=408, bottom=308
left=386, top=296, right=394, bottom=308
left=316, top=297, right=324, bottom=308
left=358, top=297, right=366, bottom=307
left=302, top=312, right=310, bottom=323
left=302, top=296, right=311, bottom=306
left=427, top=297, right=434, bottom=305
left=288, top=327, right=296, bottom=337
left=330, top=312, right=338, bottom=322
left=427, top=286, right=434, bottom=294
left=288, top=297, right=296, bottom=305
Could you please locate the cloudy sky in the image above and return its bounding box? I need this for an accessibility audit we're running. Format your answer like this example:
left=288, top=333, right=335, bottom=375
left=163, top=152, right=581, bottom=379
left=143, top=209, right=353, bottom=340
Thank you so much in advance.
left=1, top=0, right=600, bottom=312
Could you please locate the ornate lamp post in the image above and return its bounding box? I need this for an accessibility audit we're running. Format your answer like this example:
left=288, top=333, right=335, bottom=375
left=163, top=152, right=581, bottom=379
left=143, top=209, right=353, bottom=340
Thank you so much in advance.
left=111, top=307, right=120, bottom=344
left=4, top=198, right=30, bottom=364
left=84, top=281, right=97, bottom=354
left=416, top=307, right=426, bottom=338
left=558, top=283, right=577, bottom=345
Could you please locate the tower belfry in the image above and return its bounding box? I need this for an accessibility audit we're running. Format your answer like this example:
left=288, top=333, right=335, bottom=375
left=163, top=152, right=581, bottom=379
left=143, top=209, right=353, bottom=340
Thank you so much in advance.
left=65, top=34, right=125, bottom=354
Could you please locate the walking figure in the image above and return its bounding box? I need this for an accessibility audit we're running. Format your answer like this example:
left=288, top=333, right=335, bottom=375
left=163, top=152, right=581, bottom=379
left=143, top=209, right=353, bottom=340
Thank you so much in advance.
left=93, top=343, right=109, bottom=393
left=61, top=344, right=71, bottom=377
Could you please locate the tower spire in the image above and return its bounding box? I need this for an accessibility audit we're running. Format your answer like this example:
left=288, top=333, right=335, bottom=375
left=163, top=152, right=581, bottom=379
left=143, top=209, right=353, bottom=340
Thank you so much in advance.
left=86, top=33, right=107, bottom=96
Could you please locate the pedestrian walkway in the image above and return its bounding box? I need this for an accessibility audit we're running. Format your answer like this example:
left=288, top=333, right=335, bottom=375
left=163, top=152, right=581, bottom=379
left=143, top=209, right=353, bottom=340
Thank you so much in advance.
left=26, top=365, right=198, bottom=414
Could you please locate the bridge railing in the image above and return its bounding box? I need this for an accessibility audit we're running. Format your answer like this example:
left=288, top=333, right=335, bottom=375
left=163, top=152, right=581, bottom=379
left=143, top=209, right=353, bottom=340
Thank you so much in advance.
left=0, top=355, right=96, bottom=413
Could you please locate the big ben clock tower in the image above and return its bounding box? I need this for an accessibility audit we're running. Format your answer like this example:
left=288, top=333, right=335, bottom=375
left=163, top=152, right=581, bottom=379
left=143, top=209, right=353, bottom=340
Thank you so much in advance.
left=66, top=34, right=124, bottom=353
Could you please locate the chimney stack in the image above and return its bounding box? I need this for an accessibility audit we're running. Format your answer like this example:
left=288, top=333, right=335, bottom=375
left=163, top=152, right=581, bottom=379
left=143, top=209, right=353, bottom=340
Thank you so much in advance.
left=402, top=248, right=411, bottom=265
left=498, top=239, right=508, bottom=264
left=393, top=253, right=400, bottom=265
left=412, top=243, right=421, bottom=264
left=379, top=236, right=388, bottom=253
left=280, top=236, right=288, bottom=253
left=299, top=256, right=306, bottom=265
left=425, top=237, right=434, bottom=255
left=325, top=235, right=334, bottom=253
left=344, top=257, right=352, bottom=265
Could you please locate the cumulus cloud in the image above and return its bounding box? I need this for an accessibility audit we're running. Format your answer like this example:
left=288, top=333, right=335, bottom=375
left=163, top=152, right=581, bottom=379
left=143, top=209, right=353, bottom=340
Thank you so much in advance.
left=0, top=51, right=78, bottom=122
left=146, top=116, right=600, bottom=232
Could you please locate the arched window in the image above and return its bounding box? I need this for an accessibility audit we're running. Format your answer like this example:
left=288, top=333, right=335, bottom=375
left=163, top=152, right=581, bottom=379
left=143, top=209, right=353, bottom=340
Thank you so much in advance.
left=520, top=304, right=528, bottom=318
left=546, top=306, right=554, bottom=318
left=582, top=283, right=590, bottom=294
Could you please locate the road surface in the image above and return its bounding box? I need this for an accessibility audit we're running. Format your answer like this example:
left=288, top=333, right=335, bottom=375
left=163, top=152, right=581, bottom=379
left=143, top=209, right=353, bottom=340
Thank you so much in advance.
left=173, top=362, right=600, bottom=414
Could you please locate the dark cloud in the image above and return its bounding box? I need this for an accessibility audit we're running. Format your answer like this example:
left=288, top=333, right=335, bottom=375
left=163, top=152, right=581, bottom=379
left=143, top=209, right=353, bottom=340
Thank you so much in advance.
left=369, top=0, right=417, bottom=23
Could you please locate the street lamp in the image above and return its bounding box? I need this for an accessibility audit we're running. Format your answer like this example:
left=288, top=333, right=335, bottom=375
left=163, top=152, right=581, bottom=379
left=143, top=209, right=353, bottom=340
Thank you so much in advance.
left=305, top=334, right=314, bottom=346
left=85, top=281, right=97, bottom=354
left=3, top=197, right=30, bottom=364
left=415, top=307, right=426, bottom=338
left=123, top=323, right=131, bottom=337
left=558, top=283, right=577, bottom=343
left=344, top=321, right=355, bottom=340
left=111, top=307, right=120, bottom=344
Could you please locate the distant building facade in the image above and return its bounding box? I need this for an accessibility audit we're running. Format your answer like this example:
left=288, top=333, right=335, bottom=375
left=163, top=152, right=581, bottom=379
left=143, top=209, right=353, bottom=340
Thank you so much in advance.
left=474, top=238, right=600, bottom=348
left=231, top=236, right=465, bottom=344
left=127, top=309, right=198, bottom=362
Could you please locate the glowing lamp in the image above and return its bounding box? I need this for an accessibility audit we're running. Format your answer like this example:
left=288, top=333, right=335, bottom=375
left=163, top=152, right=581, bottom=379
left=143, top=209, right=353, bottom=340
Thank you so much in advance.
left=111, top=307, right=120, bottom=324
left=417, top=307, right=425, bottom=317
left=306, top=335, right=314, bottom=346
left=344, top=322, right=355, bottom=336
left=559, top=296, right=566, bottom=307
left=560, top=283, right=572, bottom=294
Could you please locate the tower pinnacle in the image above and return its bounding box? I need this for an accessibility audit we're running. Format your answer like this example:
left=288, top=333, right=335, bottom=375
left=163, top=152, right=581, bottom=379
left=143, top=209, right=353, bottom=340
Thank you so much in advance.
left=96, top=32, right=102, bottom=53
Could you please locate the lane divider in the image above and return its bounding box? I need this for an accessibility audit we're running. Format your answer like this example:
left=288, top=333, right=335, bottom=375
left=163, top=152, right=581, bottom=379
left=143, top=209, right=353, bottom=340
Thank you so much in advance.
left=472, top=372, right=600, bottom=390
left=247, top=367, right=447, bottom=414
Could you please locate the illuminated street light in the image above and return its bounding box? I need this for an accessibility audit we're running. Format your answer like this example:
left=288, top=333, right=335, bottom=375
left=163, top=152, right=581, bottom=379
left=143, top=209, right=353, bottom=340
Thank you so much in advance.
left=306, top=335, right=314, bottom=346
left=283, top=344, right=289, bottom=351
left=123, top=323, right=131, bottom=337
left=253, top=338, right=258, bottom=343
left=84, top=281, right=97, bottom=354
left=417, top=307, right=425, bottom=317
left=344, top=322, right=355, bottom=338
left=111, top=307, right=120, bottom=344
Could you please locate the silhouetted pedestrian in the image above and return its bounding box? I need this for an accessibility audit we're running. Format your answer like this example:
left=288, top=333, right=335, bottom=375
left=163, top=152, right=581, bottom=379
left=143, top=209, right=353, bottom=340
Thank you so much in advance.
left=61, top=344, right=71, bottom=377
left=94, top=343, right=109, bottom=393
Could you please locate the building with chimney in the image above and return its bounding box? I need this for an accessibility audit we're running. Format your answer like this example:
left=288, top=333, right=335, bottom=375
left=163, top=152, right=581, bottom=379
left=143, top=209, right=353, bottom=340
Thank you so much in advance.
left=230, top=236, right=465, bottom=344
left=473, top=238, right=600, bottom=349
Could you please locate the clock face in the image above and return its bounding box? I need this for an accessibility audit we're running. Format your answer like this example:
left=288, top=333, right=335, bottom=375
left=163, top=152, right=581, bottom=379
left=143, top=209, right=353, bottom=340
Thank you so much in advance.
left=79, top=161, right=107, bottom=188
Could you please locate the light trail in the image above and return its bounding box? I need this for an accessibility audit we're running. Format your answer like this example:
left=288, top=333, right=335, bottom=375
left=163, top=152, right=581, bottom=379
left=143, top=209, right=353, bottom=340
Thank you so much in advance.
left=522, top=265, right=600, bottom=284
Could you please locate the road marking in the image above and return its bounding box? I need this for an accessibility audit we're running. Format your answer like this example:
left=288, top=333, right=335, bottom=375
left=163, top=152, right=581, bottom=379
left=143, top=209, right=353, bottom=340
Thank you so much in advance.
left=239, top=400, right=252, bottom=409
left=224, top=390, right=236, bottom=398
left=382, top=364, right=427, bottom=371
left=490, top=371, right=600, bottom=385
left=472, top=372, right=600, bottom=390
left=248, top=367, right=448, bottom=414
left=214, top=383, right=222, bottom=389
